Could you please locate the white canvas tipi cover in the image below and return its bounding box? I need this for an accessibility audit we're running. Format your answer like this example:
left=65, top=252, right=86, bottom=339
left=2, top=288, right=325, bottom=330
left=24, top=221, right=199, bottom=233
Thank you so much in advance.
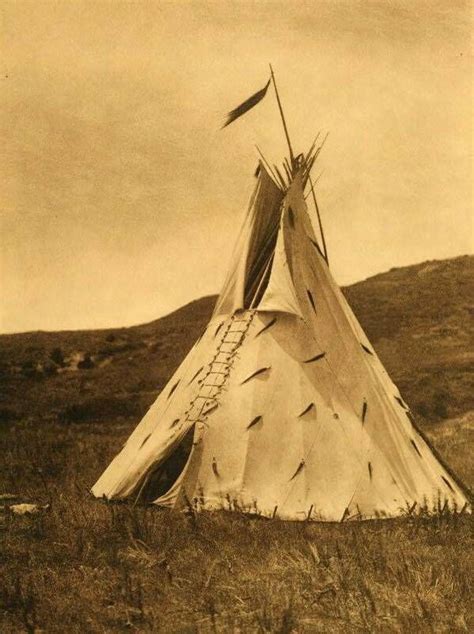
left=92, top=163, right=470, bottom=521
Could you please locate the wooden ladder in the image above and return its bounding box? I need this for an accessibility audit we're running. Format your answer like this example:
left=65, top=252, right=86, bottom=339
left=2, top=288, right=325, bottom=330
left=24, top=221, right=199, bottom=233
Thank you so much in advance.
left=185, top=311, right=256, bottom=426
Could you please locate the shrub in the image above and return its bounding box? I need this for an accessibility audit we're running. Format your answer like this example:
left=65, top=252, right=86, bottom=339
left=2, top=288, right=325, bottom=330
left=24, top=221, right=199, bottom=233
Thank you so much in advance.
left=49, top=347, right=65, bottom=367
left=78, top=354, right=94, bottom=370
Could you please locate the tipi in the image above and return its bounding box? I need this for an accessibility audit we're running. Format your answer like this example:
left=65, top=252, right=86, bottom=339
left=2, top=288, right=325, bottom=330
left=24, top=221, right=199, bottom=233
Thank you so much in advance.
left=92, top=73, right=470, bottom=521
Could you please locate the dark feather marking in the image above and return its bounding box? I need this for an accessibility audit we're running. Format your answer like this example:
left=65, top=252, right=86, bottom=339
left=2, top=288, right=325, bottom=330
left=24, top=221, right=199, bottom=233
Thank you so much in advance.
left=170, top=419, right=180, bottom=428
left=362, top=400, right=368, bottom=423
left=140, top=434, right=151, bottom=449
left=167, top=380, right=180, bottom=399
left=307, top=289, right=316, bottom=312
left=298, top=403, right=315, bottom=417
left=361, top=343, right=374, bottom=355
left=404, top=406, right=470, bottom=499
left=214, top=322, right=224, bottom=337
left=241, top=367, right=271, bottom=384
left=188, top=366, right=204, bottom=385
left=441, top=475, right=455, bottom=492
left=247, top=415, right=262, bottom=430
left=368, top=462, right=373, bottom=480
left=204, top=403, right=219, bottom=417
left=288, top=207, right=295, bottom=228
left=289, top=460, right=305, bottom=481
left=255, top=317, right=277, bottom=337
left=406, top=411, right=416, bottom=425
left=212, top=458, right=219, bottom=477
left=304, top=352, right=326, bottom=363
left=411, top=439, right=422, bottom=458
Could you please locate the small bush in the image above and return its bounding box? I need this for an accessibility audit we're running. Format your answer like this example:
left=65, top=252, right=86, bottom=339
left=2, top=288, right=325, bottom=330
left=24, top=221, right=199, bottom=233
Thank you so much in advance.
left=20, top=360, right=37, bottom=379
left=78, top=354, right=94, bottom=370
left=42, top=361, right=58, bottom=377
left=49, top=347, right=65, bottom=367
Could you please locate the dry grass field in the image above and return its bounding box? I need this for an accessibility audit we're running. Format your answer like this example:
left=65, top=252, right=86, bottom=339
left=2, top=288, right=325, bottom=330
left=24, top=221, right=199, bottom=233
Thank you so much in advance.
left=1, top=256, right=473, bottom=632
left=0, top=416, right=473, bottom=633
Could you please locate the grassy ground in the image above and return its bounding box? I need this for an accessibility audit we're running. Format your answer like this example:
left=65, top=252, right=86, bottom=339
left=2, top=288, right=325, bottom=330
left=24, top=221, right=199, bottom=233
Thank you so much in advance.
left=1, top=417, right=472, bottom=633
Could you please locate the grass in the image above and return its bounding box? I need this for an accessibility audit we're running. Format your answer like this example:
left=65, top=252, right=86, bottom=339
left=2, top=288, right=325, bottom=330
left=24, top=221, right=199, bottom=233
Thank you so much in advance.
left=0, top=419, right=472, bottom=633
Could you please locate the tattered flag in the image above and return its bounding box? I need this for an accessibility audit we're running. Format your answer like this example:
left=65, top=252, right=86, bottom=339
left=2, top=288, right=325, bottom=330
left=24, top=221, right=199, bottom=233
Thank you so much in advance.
left=223, top=78, right=271, bottom=128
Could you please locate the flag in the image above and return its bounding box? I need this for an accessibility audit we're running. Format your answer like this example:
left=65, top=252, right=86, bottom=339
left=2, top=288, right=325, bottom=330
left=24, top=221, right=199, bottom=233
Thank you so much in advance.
left=223, top=78, right=271, bottom=128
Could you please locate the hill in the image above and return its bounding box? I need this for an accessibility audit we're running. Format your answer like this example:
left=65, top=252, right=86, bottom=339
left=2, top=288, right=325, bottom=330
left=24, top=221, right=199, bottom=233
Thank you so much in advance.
left=0, top=255, right=473, bottom=427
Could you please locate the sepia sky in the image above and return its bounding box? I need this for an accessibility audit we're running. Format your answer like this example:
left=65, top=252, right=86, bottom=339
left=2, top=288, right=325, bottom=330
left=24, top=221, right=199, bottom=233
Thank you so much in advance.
left=1, top=1, right=472, bottom=333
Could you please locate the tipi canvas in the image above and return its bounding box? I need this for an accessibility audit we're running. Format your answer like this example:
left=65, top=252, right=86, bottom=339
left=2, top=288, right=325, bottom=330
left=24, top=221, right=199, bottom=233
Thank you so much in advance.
left=92, top=148, right=470, bottom=521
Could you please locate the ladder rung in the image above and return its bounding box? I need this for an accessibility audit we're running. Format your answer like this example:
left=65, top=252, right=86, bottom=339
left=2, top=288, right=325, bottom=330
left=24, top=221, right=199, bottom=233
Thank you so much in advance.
left=202, top=380, right=225, bottom=388
left=200, top=386, right=219, bottom=394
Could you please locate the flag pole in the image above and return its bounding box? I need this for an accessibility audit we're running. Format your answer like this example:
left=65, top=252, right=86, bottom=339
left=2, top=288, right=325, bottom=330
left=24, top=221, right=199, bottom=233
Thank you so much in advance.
left=269, top=64, right=295, bottom=168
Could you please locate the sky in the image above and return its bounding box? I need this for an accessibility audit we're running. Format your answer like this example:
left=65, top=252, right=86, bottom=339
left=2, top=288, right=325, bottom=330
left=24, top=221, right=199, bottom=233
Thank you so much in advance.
left=1, top=0, right=472, bottom=333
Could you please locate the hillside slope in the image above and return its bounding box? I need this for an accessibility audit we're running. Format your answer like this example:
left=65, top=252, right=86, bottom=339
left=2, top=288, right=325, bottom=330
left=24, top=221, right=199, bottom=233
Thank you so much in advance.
left=0, top=255, right=472, bottom=427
